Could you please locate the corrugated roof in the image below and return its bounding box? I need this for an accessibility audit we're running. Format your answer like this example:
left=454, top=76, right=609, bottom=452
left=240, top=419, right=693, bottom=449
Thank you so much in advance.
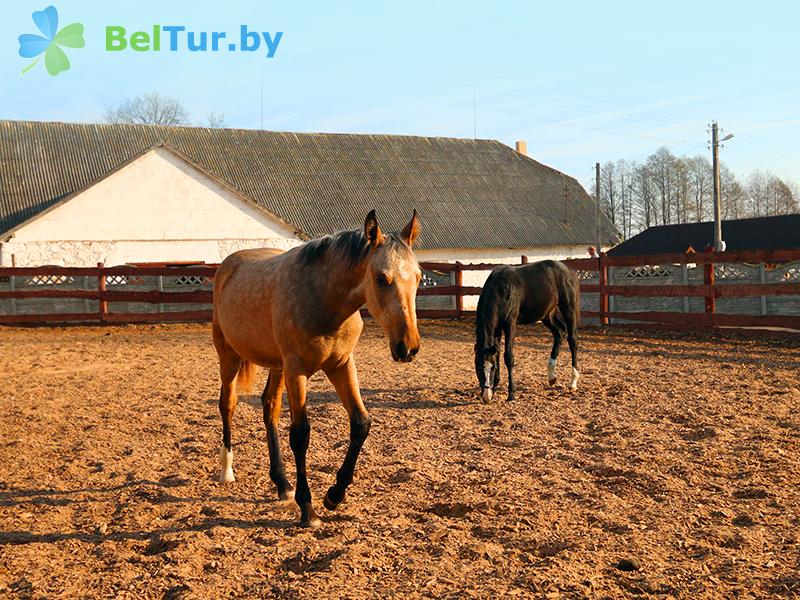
left=0, top=120, right=619, bottom=249
left=608, top=214, right=800, bottom=256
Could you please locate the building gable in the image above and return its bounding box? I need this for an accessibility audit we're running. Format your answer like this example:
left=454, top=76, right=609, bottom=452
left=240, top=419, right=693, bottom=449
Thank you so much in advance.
left=10, top=147, right=302, bottom=244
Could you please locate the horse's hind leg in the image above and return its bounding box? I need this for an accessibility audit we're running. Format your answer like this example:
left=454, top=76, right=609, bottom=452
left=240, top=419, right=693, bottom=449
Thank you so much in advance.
left=541, top=315, right=564, bottom=385
left=213, top=324, right=240, bottom=483
left=559, top=306, right=580, bottom=391
left=322, top=356, right=371, bottom=512
left=217, top=352, right=240, bottom=483
left=261, top=368, right=292, bottom=500
left=502, top=322, right=517, bottom=401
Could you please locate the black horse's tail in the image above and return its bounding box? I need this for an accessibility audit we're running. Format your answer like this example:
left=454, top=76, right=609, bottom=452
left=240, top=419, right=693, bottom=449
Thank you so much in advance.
left=555, top=262, right=581, bottom=328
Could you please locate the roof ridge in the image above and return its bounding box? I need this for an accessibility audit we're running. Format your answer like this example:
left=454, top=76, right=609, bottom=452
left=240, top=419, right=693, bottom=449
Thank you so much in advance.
left=0, top=118, right=500, bottom=145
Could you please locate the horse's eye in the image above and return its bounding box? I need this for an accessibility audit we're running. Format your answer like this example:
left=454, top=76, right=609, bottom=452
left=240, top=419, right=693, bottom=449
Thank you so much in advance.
left=376, top=274, right=390, bottom=288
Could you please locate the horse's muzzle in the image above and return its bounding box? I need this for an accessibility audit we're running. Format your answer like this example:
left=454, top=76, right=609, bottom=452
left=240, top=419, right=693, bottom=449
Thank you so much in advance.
left=392, top=341, right=419, bottom=363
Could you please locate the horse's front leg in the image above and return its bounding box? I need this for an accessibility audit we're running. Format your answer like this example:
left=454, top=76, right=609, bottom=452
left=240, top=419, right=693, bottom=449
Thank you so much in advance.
left=322, top=356, right=371, bottom=511
left=503, top=323, right=516, bottom=401
left=261, top=368, right=292, bottom=500
left=285, top=371, right=319, bottom=528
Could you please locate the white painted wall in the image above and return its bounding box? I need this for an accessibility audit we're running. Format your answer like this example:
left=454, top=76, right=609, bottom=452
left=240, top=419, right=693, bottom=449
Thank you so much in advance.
left=2, top=148, right=303, bottom=266
left=417, top=245, right=604, bottom=309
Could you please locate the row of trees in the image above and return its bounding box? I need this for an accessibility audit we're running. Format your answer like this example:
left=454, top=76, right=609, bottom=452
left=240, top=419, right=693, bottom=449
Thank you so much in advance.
left=103, top=92, right=225, bottom=129
left=597, top=147, right=798, bottom=239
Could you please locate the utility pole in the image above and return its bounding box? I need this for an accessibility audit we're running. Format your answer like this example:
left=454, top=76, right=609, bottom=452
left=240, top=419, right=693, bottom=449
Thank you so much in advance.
left=709, top=123, right=735, bottom=250
left=711, top=122, right=723, bottom=251
left=595, top=162, right=601, bottom=253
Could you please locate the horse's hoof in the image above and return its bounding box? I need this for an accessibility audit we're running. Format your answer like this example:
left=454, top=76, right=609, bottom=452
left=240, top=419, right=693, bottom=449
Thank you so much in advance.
left=219, top=470, right=235, bottom=484
left=548, top=378, right=557, bottom=386
left=323, top=486, right=344, bottom=510
left=300, top=514, right=322, bottom=528
left=506, top=395, right=515, bottom=402
left=277, top=488, right=294, bottom=502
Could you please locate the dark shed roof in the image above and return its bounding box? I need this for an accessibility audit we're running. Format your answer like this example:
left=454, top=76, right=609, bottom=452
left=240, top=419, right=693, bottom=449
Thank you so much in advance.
left=0, top=120, right=619, bottom=249
left=608, top=214, right=800, bottom=256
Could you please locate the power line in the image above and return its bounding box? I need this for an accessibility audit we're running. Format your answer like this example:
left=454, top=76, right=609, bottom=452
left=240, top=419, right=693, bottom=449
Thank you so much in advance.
left=488, top=89, right=708, bottom=132
left=721, top=146, right=799, bottom=183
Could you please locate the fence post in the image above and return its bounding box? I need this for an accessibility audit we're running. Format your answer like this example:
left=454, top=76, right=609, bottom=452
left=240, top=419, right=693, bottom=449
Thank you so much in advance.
left=454, top=261, right=463, bottom=319
left=759, top=263, right=767, bottom=316
left=703, top=250, right=715, bottom=326
left=83, top=275, right=91, bottom=314
left=521, top=255, right=528, bottom=264
left=97, top=262, right=108, bottom=323
left=157, top=275, right=165, bottom=315
left=681, top=262, right=689, bottom=313
left=9, top=273, right=17, bottom=315
left=607, top=266, right=614, bottom=325
left=599, top=253, right=609, bottom=326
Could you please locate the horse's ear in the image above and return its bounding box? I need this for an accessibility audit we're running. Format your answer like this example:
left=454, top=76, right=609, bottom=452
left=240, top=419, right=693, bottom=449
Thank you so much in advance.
left=400, top=209, right=420, bottom=247
left=364, top=209, right=385, bottom=248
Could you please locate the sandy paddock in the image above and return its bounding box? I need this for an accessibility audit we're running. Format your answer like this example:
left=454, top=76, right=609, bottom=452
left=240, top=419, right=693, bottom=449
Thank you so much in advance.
left=0, top=320, right=798, bottom=598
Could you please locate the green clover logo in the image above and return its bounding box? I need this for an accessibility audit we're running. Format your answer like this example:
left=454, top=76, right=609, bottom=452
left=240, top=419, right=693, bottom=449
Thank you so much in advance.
left=18, top=6, right=85, bottom=76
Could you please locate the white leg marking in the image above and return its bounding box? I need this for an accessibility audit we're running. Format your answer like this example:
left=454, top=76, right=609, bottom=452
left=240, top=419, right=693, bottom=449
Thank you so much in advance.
left=569, top=367, right=580, bottom=391
left=483, top=361, right=494, bottom=403
left=219, top=446, right=235, bottom=483
left=547, top=357, right=557, bottom=384
left=482, top=387, right=493, bottom=403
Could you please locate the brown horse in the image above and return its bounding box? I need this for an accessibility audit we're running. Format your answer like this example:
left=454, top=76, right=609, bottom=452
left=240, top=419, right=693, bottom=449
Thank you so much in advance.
left=212, top=210, right=421, bottom=527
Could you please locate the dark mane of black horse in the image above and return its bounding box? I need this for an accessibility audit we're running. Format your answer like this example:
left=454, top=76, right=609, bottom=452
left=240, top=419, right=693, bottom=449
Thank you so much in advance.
left=474, top=260, right=581, bottom=402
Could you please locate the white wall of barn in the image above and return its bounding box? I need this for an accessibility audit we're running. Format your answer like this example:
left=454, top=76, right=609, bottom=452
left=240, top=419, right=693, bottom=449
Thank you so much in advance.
left=417, top=245, right=598, bottom=309
left=1, top=147, right=303, bottom=266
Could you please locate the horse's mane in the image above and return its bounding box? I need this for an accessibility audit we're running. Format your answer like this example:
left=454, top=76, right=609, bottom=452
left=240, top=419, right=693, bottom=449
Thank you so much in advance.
left=298, top=229, right=404, bottom=266
left=297, top=229, right=405, bottom=266
left=297, top=230, right=368, bottom=266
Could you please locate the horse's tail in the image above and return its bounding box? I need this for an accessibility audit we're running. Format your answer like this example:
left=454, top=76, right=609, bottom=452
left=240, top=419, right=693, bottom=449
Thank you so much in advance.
left=556, top=261, right=581, bottom=327
left=236, top=360, right=258, bottom=393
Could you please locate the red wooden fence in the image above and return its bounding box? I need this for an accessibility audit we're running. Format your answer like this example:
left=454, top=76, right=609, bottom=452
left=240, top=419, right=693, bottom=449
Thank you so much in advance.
left=1, top=249, right=799, bottom=330
left=561, top=248, right=800, bottom=330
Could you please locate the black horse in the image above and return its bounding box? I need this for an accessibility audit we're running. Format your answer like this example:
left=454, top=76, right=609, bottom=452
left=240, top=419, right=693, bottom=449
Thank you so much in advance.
left=474, top=260, right=580, bottom=402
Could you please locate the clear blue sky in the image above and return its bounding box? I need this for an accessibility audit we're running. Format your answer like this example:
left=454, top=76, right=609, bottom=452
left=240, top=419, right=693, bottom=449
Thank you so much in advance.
left=2, top=1, right=798, bottom=190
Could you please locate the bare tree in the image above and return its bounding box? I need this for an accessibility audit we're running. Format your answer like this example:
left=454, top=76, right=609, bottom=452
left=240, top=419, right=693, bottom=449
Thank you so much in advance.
left=746, top=170, right=770, bottom=216
left=104, top=92, right=190, bottom=126
left=600, top=161, right=617, bottom=226
left=601, top=145, right=797, bottom=237
left=686, top=156, right=712, bottom=222
left=205, top=112, right=226, bottom=128
left=720, top=163, right=746, bottom=219
left=766, top=176, right=796, bottom=215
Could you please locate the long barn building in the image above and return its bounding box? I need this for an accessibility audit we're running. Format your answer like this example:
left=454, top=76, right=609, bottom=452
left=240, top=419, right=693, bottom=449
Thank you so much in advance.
left=0, top=121, right=618, bottom=304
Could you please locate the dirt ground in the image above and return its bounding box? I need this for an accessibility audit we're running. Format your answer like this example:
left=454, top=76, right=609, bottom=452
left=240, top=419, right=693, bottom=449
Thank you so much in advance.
left=0, top=320, right=798, bottom=599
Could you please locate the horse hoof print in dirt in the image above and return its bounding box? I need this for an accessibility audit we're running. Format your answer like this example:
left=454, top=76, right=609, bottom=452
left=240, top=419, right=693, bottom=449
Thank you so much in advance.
left=211, top=210, right=421, bottom=527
